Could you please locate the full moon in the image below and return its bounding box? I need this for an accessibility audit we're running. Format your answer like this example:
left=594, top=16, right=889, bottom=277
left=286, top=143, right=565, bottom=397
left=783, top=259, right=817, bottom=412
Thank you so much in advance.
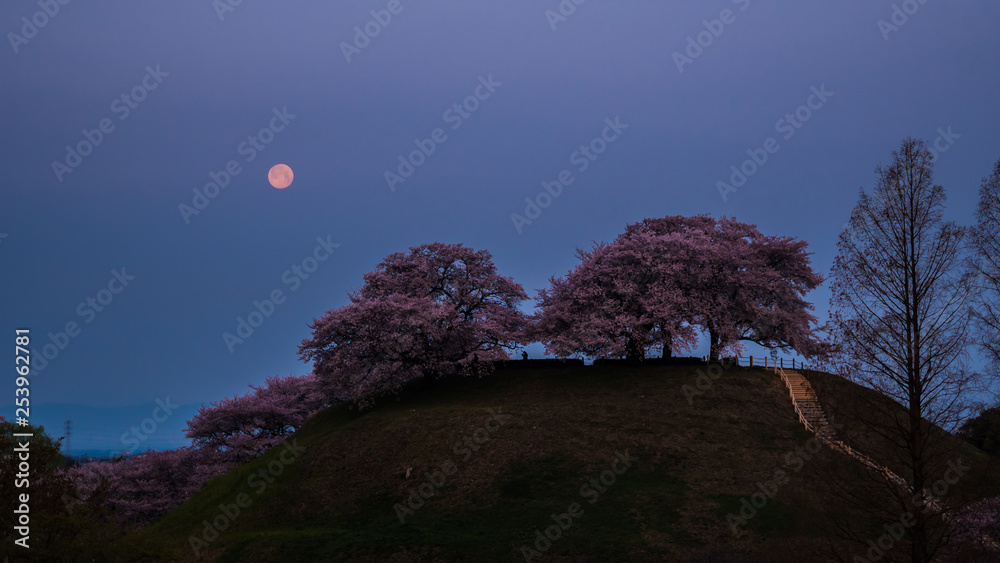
left=268, top=164, right=294, bottom=189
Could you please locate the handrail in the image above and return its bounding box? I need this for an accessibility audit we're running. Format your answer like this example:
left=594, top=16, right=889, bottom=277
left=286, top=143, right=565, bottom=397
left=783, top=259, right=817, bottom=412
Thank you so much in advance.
left=774, top=366, right=950, bottom=518
left=712, top=356, right=804, bottom=370
left=777, top=366, right=816, bottom=434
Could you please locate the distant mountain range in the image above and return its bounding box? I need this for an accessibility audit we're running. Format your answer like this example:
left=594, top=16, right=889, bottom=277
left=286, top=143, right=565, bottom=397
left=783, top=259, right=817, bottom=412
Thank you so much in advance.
left=21, top=401, right=204, bottom=458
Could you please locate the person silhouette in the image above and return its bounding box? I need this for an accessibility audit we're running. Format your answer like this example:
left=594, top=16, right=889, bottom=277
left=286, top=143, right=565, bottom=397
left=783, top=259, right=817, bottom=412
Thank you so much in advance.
left=521, top=351, right=528, bottom=360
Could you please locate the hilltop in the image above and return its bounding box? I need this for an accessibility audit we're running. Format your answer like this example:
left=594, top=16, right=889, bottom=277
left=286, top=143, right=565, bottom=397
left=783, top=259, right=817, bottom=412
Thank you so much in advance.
left=104, top=362, right=999, bottom=562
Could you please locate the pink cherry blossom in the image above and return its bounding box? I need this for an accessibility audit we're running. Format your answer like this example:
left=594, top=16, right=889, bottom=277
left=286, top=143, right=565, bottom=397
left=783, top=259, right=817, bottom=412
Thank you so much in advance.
left=299, top=243, right=529, bottom=406
left=532, top=215, right=829, bottom=361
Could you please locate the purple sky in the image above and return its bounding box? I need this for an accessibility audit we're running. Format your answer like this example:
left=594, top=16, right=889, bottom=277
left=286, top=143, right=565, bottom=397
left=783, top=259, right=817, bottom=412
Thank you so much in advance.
left=2, top=0, right=998, bottom=452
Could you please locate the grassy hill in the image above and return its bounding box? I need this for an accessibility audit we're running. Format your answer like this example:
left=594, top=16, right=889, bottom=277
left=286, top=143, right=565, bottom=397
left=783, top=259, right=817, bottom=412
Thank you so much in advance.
left=102, top=363, right=998, bottom=562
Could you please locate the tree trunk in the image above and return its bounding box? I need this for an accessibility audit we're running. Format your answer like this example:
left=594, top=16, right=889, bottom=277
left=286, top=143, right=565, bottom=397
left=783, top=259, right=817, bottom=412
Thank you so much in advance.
left=625, top=333, right=644, bottom=362
left=708, top=326, right=721, bottom=362
left=910, top=413, right=930, bottom=563
left=661, top=332, right=673, bottom=359
left=422, top=369, right=438, bottom=385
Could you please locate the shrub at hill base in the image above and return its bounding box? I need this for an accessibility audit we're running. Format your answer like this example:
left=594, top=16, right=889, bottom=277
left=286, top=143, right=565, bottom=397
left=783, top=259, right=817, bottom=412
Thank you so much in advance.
left=57, top=373, right=323, bottom=537
left=71, top=447, right=233, bottom=530
left=0, top=419, right=118, bottom=562
left=958, top=405, right=1000, bottom=457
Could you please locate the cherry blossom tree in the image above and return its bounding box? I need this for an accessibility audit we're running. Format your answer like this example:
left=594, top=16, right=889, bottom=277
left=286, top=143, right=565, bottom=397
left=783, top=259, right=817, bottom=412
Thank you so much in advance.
left=626, top=215, right=828, bottom=360
left=529, top=235, right=697, bottom=361
left=184, top=373, right=326, bottom=464
left=951, top=496, right=1000, bottom=559
left=65, top=447, right=232, bottom=529
left=532, top=215, right=828, bottom=361
left=299, top=242, right=529, bottom=406
left=62, top=459, right=116, bottom=512
left=56, top=373, right=321, bottom=530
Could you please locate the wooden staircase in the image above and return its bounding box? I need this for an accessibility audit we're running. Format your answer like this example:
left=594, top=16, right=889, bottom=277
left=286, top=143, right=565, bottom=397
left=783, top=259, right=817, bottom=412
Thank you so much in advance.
left=772, top=366, right=1000, bottom=552
left=776, top=368, right=943, bottom=512
left=778, top=369, right=836, bottom=442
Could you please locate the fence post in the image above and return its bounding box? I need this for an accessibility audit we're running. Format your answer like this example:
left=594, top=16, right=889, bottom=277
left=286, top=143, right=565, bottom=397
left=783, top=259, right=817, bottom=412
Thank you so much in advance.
left=750, top=355, right=753, bottom=367
left=764, top=357, right=768, bottom=370
left=780, top=358, right=784, bottom=369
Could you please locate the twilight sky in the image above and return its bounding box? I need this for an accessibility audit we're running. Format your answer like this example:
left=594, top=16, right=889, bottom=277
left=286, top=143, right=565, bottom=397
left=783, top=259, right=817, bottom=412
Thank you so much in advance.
left=2, top=1, right=998, bottom=453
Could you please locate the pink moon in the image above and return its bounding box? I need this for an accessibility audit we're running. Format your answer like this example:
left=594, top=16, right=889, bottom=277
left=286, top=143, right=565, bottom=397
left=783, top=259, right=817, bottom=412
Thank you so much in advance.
left=268, top=164, right=294, bottom=189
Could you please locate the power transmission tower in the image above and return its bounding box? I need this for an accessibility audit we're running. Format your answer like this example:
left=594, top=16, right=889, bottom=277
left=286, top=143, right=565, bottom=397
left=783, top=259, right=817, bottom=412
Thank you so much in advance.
left=63, top=419, right=72, bottom=458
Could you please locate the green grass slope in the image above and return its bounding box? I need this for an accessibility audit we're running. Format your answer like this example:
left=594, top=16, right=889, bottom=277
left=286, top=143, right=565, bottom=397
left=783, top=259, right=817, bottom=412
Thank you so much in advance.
left=108, top=364, right=997, bottom=562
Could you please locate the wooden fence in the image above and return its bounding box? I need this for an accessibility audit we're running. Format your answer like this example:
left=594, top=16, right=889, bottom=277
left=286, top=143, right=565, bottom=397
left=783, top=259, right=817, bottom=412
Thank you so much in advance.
left=704, top=355, right=804, bottom=371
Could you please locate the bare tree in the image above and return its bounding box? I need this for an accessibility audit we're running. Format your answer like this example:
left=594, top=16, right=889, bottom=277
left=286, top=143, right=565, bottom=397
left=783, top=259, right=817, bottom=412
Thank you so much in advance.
left=973, top=157, right=1000, bottom=374
left=829, top=137, right=980, bottom=562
